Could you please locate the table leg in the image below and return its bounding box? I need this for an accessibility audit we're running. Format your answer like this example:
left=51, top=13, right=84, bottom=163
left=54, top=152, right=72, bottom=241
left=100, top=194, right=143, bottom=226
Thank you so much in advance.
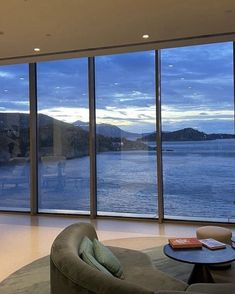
left=188, top=264, right=215, bottom=285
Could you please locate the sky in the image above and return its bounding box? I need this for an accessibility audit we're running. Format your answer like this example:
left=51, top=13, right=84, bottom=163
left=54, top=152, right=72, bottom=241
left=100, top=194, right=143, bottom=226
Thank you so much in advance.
left=0, top=41, right=234, bottom=134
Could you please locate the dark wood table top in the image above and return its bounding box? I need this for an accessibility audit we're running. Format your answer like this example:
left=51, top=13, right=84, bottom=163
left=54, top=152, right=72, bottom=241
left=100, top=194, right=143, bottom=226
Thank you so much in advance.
left=164, top=244, right=235, bottom=265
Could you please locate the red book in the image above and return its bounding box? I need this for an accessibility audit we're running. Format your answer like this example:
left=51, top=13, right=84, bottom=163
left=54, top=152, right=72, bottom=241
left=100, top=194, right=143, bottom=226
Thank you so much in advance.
left=169, top=237, right=202, bottom=249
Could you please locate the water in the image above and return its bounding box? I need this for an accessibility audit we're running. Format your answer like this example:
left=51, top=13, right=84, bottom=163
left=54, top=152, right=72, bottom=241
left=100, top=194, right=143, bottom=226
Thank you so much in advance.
left=97, top=150, right=157, bottom=216
left=162, top=139, right=235, bottom=221
left=0, top=139, right=234, bottom=222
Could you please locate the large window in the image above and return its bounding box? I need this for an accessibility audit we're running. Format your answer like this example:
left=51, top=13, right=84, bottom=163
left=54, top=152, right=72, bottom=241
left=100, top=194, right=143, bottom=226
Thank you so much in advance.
left=0, top=42, right=234, bottom=223
left=37, top=59, right=90, bottom=213
left=0, top=64, right=30, bottom=211
left=161, top=42, right=235, bottom=222
left=95, top=51, right=157, bottom=217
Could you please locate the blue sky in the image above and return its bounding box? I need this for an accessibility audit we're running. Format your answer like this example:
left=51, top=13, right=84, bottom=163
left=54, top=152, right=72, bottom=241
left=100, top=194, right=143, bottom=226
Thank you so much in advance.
left=161, top=42, right=234, bottom=133
left=0, top=41, right=234, bottom=134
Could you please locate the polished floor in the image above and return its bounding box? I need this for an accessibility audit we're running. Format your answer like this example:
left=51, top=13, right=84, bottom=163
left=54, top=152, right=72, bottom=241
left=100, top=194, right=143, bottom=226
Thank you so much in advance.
left=0, top=213, right=234, bottom=282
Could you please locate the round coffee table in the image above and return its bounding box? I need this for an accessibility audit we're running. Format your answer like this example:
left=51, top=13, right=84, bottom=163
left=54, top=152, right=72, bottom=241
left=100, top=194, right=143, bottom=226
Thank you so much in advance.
left=163, top=244, right=235, bottom=284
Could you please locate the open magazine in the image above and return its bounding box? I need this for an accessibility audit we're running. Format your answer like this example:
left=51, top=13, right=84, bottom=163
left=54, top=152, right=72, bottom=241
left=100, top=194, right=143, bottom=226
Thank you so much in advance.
left=199, top=238, right=226, bottom=250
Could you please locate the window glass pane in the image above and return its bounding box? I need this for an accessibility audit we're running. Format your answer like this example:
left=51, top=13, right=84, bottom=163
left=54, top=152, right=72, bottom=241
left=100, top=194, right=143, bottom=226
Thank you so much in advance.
left=37, top=58, right=89, bottom=214
left=0, top=64, right=30, bottom=211
left=96, top=51, right=157, bottom=217
left=161, top=42, right=235, bottom=222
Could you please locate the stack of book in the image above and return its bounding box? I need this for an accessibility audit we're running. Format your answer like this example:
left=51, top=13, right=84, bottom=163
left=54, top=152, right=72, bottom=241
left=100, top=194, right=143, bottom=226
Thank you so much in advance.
left=168, top=237, right=226, bottom=250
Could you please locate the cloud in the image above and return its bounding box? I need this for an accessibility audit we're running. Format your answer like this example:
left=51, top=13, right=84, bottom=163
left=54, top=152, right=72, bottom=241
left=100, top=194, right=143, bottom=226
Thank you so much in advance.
left=12, top=101, right=29, bottom=106
left=96, top=105, right=156, bottom=128
left=0, top=71, right=14, bottom=79
left=161, top=42, right=233, bottom=110
left=161, top=104, right=234, bottom=133
left=39, top=107, right=89, bottom=123
left=0, top=43, right=233, bottom=134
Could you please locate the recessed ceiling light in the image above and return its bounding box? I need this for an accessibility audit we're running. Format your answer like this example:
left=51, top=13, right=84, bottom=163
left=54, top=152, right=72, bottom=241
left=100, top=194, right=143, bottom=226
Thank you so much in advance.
left=4, top=89, right=8, bottom=92
left=168, top=64, right=173, bottom=68
left=142, top=34, right=149, bottom=39
left=19, top=77, right=24, bottom=80
left=33, top=48, right=40, bottom=52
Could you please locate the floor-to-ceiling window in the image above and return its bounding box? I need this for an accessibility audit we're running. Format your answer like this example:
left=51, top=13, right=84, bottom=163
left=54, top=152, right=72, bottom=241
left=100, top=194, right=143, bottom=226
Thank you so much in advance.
left=37, top=58, right=90, bottom=213
left=0, top=41, right=234, bottom=223
left=0, top=64, right=30, bottom=211
left=95, top=51, right=158, bottom=217
left=161, top=42, right=235, bottom=222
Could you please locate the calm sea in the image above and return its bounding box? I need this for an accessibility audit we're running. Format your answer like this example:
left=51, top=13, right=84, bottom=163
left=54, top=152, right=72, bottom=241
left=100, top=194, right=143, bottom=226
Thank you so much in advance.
left=96, top=139, right=235, bottom=221
left=1, top=139, right=235, bottom=222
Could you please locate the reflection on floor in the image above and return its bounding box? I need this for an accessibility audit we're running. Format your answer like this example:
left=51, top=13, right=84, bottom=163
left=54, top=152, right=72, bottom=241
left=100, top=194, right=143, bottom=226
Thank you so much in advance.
left=0, top=213, right=234, bottom=282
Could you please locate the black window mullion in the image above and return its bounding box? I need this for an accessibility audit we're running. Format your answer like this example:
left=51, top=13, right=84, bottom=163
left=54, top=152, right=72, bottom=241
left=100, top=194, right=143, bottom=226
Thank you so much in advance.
left=155, top=50, right=164, bottom=223
left=29, top=63, right=38, bottom=215
left=88, top=57, right=97, bottom=218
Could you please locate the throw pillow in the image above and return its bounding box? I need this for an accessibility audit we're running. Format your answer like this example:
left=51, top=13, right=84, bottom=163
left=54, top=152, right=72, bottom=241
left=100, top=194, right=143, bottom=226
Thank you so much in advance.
left=93, top=238, right=124, bottom=278
left=79, top=236, right=93, bottom=256
left=82, top=251, right=113, bottom=276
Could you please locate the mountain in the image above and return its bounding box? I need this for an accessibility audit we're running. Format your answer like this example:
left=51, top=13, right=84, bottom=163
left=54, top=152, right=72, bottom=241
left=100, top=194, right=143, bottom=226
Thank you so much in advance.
left=141, top=128, right=235, bottom=141
left=73, top=120, right=141, bottom=139
left=38, top=116, right=148, bottom=156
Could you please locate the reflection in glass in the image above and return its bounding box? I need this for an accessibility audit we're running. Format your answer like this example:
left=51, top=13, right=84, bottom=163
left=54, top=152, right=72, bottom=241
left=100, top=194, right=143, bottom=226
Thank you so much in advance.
left=95, top=51, right=157, bottom=217
left=0, top=64, right=30, bottom=211
left=37, top=58, right=90, bottom=213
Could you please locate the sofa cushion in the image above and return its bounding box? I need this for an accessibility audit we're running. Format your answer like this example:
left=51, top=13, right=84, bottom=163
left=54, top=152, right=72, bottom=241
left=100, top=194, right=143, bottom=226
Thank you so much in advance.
left=82, top=250, right=113, bottom=276
left=187, top=283, right=235, bottom=294
left=93, top=238, right=124, bottom=278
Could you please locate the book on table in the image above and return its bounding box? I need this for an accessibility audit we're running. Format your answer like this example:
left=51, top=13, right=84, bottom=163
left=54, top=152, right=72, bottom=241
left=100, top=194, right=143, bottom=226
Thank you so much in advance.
left=199, top=238, right=226, bottom=250
left=168, top=237, right=202, bottom=249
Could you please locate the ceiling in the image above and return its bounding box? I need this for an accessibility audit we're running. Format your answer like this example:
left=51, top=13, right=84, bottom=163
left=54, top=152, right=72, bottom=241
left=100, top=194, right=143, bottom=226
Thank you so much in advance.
left=0, top=0, right=235, bottom=64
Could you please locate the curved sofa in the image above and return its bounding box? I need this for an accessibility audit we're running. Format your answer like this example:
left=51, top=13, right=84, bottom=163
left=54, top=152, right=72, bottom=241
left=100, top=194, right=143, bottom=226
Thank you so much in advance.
left=50, top=223, right=234, bottom=294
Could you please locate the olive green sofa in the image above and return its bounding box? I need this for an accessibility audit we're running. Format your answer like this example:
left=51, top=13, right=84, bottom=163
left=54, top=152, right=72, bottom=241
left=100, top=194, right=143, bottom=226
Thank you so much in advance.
left=50, top=223, right=234, bottom=294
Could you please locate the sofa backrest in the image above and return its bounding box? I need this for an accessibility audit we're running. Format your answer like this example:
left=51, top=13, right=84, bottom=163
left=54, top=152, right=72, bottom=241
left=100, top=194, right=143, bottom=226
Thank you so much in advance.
left=50, top=222, right=156, bottom=294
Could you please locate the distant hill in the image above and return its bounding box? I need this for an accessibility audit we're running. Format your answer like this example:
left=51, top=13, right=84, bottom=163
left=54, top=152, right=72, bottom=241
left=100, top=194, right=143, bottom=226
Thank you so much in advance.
left=73, top=120, right=141, bottom=139
left=1, top=113, right=234, bottom=163
left=142, top=128, right=235, bottom=141
left=0, top=113, right=30, bottom=161
left=0, top=113, right=90, bottom=161
left=0, top=113, right=149, bottom=162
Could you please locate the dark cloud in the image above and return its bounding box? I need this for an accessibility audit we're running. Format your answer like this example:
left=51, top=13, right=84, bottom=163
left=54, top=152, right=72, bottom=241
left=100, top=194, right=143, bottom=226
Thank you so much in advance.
left=96, top=51, right=155, bottom=108
left=37, top=58, right=88, bottom=109
left=161, top=42, right=233, bottom=111
left=0, top=64, right=29, bottom=109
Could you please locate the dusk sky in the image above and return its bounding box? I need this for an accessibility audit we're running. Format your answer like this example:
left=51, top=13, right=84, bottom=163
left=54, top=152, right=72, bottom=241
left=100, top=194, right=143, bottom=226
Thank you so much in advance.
left=0, top=41, right=233, bottom=134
